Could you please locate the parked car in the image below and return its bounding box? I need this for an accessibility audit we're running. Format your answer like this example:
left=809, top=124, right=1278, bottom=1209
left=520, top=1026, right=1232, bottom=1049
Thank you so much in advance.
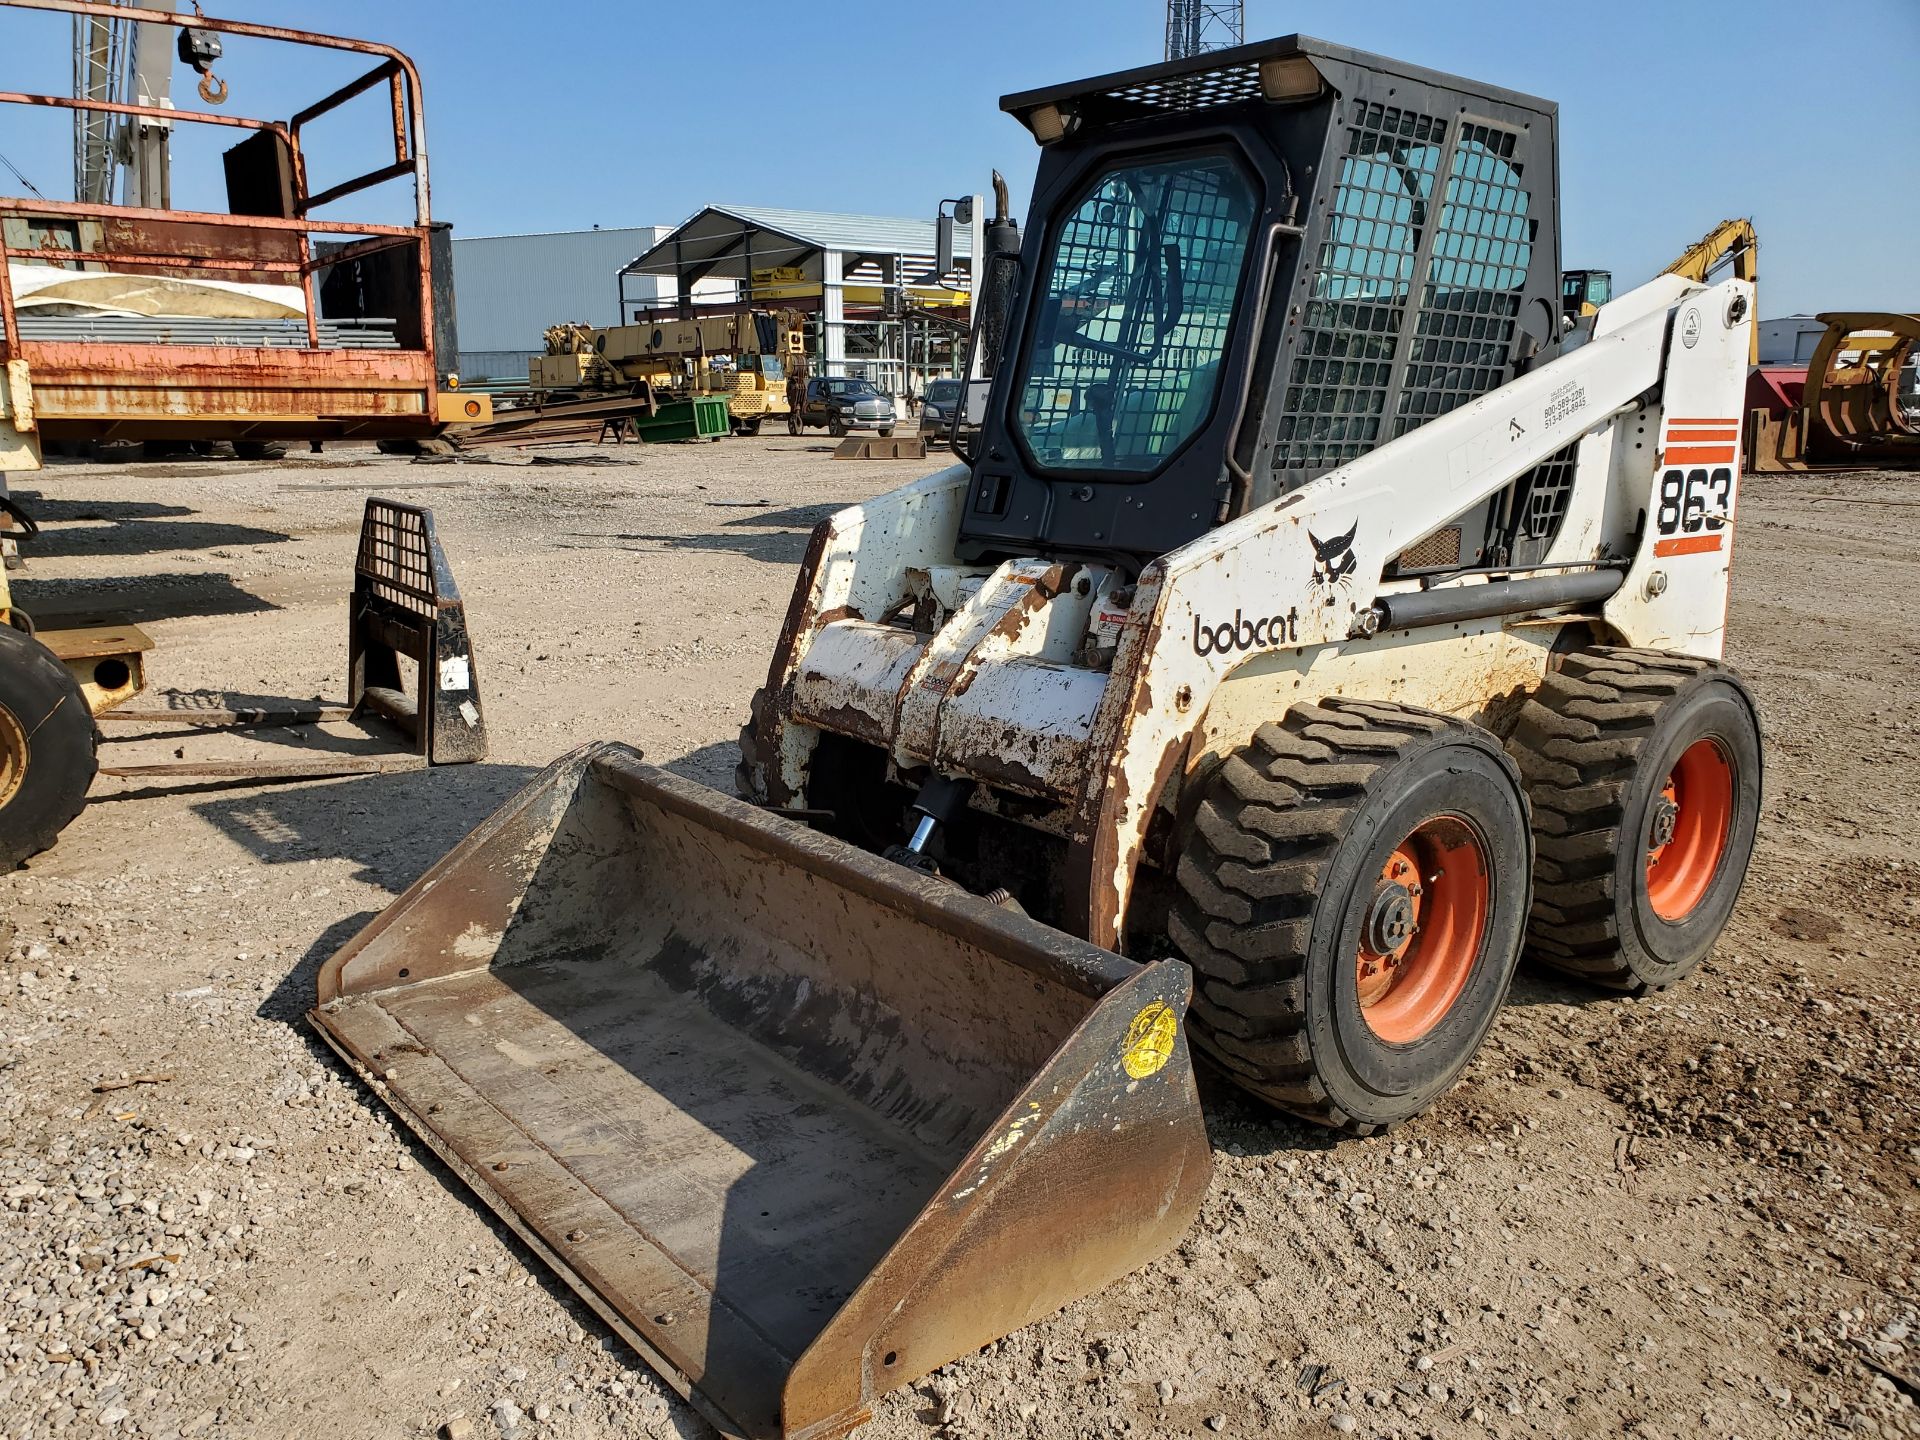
left=918, top=378, right=964, bottom=445
left=798, top=377, right=896, bottom=437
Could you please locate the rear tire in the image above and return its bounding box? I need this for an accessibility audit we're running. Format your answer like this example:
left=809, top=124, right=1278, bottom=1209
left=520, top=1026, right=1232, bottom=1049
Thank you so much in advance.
left=0, top=626, right=99, bottom=869
left=1170, top=700, right=1531, bottom=1134
left=1505, top=647, right=1761, bottom=992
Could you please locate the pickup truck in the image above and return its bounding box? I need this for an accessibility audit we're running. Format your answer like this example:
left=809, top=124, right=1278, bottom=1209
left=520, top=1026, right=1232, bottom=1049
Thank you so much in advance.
left=795, top=377, right=896, bottom=437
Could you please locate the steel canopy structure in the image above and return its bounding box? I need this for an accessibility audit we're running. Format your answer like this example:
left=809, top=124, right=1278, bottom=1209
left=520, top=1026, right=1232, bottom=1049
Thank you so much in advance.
left=618, top=204, right=975, bottom=396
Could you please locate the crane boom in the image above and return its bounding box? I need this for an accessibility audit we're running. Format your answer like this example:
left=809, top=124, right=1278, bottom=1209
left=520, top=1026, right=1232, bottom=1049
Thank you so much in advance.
left=1663, top=218, right=1758, bottom=361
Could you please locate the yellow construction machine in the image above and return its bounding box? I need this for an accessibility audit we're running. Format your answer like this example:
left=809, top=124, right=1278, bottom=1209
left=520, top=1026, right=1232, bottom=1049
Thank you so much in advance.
left=1663, top=218, right=1759, bottom=362
left=529, top=310, right=804, bottom=434
left=1745, top=311, right=1920, bottom=471
left=313, top=37, right=1763, bottom=1440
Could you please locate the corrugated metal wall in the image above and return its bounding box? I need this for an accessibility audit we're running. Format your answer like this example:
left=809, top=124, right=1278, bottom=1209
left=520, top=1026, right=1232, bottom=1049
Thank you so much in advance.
left=450, top=227, right=670, bottom=375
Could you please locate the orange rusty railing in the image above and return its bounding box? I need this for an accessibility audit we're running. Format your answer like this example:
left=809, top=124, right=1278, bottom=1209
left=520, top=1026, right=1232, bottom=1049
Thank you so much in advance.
left=1, top=0, right=437, bottom=383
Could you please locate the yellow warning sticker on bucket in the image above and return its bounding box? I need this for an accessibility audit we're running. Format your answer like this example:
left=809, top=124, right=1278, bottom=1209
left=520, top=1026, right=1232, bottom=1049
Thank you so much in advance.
left=1122, top=1001, right=1177, bottom=1080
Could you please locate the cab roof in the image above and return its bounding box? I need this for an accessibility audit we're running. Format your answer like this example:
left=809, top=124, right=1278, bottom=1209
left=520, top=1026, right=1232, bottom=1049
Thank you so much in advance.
left=1000, top=34, right=1555, bottom=141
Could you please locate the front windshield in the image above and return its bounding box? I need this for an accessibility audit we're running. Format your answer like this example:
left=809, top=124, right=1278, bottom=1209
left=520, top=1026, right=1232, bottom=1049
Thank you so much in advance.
left=926, top=379, right=962, bottom=403
left=826, top=379, right=878, bottom=397
left=1015, top=152, right=1257, bottom=473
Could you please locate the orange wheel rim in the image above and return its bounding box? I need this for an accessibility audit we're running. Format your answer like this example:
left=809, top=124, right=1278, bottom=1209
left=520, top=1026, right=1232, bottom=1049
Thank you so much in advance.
left=1645, top=737, right=1733, bottom=921
left=1354, top=816, right=1490, bottom=1044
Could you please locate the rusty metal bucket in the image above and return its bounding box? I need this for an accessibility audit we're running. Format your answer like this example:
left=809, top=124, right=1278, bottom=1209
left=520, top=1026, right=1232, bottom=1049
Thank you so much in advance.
left=309, top=743, right=1210, bottom=1440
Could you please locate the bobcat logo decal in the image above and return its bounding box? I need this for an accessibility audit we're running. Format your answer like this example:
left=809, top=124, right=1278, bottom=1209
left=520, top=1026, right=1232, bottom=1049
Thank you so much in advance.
left=1309, top=521, right=1358, bottom=596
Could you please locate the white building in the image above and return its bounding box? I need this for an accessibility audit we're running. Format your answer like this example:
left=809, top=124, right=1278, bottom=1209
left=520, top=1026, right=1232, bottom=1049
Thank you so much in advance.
left=1758, top=315, right=1826, bottom=367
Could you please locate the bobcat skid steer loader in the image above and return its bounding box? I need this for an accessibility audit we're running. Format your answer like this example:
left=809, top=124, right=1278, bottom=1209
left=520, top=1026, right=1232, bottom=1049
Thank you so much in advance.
left=311, top=35, right=1761, bottom=1440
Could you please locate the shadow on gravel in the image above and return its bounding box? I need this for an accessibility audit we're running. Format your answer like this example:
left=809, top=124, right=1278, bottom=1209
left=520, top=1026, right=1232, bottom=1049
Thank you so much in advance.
left=6, top=485, right=293, bottom=558
left=20, top=518, right=292, bottom=560
left=191, top=760, right=537, bottom=890
left=663, top=738, right=746, bottom=791
left=7, top=570, right=280, bottom=621
left=717, top=502, right=844, bottom=530
left=1505, top=962, right=1623, bottom=1008
left=261, top=908, right=381, bottom=1026
left=553, top=498, right=858, bottom=567
left=2, top=492, right=194, bottom=522
left=1193, top=1065, right=1348, bottom=1156
left=555, top=528, right=815, bottom=566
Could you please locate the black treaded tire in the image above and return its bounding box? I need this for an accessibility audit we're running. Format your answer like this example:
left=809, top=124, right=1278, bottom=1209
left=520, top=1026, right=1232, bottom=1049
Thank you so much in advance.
left=1505, top=647, right=1761, bottom=993
left=1170, top=699, right=1532, bottom=1135
left=0, top=625, right=99, bottom=869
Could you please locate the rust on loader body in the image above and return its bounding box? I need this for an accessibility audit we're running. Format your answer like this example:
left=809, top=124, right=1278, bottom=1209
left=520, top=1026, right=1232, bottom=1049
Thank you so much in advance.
left=310, top=744, right=1211, bottom=1440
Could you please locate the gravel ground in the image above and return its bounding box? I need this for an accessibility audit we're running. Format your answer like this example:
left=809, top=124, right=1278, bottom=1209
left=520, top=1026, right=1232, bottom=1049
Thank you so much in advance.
left=0, top=441, right=1915, bottom=1440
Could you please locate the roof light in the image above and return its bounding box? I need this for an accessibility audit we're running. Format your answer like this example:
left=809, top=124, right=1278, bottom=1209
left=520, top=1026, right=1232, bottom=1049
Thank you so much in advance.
left=1259, top=55, right=1323, bottom=101
left=1027, top=103, right=1078, bottom=144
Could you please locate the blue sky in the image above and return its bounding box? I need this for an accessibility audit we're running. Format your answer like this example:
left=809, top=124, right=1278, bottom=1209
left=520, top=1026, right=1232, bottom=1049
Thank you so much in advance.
left=3, top=0, right=1915, bottom=315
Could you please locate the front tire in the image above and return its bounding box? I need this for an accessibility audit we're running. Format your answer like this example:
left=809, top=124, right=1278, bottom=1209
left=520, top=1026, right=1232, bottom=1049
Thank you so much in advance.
left=0, top=626, right=99, bottom=869
left=1506, top=648, right=1761, bottom=992
left=1170, top=700, right=1531, bottom=1134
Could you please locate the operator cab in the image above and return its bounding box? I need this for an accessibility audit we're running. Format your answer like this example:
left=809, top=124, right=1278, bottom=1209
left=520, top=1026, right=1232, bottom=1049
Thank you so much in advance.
left=959, top=37, right=1570, bottom=575
left=1561, top=268, right=1614, bottom=321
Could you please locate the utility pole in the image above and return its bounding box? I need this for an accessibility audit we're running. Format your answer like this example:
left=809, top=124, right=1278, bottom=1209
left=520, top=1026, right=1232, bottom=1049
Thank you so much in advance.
left=125, top=0, right=175, bottom=210
left=1165, top=0, right=1244, bottom=61
left=70, top=0, right=174, bottom=208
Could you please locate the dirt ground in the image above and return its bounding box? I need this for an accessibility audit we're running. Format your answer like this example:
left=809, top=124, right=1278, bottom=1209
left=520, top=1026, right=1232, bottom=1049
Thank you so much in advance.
left=0, top=438, right=1914, bottom=1440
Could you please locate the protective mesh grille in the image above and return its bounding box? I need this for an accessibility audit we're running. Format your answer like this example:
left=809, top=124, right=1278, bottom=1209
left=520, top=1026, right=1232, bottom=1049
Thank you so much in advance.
left=1271, top=101, right=1447, bottom=470
left=356, top=500, right=435, bottom=616
left=1394, top=527, right=1462, bottom=571
left=1515, top=442, right=1580, bottom=542
left=1104, top=62, right=1264, bottom=115
left=1393, top=122, right=1534, bottom=437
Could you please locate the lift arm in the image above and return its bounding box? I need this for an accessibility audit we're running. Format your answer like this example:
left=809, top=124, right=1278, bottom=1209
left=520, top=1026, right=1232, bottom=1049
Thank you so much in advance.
left=1077, top=273, right=1755, bottom=945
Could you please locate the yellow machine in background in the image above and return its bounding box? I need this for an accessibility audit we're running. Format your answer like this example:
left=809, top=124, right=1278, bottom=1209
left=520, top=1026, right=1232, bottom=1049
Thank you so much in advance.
left=529, top=310, right=804, bottom=434
left=1663, top=218, right=1758, bottom=363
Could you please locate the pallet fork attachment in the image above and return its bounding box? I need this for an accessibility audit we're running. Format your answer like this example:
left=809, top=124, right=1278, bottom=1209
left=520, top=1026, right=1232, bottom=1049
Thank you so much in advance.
left=95, top=497, right=487, bottom=778
left=348, top=498, right=488, bottom=765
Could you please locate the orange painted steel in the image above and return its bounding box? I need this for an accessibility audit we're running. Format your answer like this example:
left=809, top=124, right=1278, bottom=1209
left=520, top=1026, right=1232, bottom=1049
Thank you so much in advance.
left=1354, top=817, right=1491, bottom=1044
left=1646, top=739, right=1734, bottom=922
left=1, top=0, right=455, bottom=442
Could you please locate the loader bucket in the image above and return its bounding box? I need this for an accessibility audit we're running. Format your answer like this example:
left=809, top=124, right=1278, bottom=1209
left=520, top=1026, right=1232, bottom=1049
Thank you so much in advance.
left=309, top=743, right=1211, bottom=1440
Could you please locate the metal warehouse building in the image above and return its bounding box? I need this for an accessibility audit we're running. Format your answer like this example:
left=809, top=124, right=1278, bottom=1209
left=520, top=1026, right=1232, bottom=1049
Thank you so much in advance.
left=451, top=205, right=976, bottom=395
left=450, top=226, right=673, bottom=381
left=621, top=204, right=974, bottom=401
